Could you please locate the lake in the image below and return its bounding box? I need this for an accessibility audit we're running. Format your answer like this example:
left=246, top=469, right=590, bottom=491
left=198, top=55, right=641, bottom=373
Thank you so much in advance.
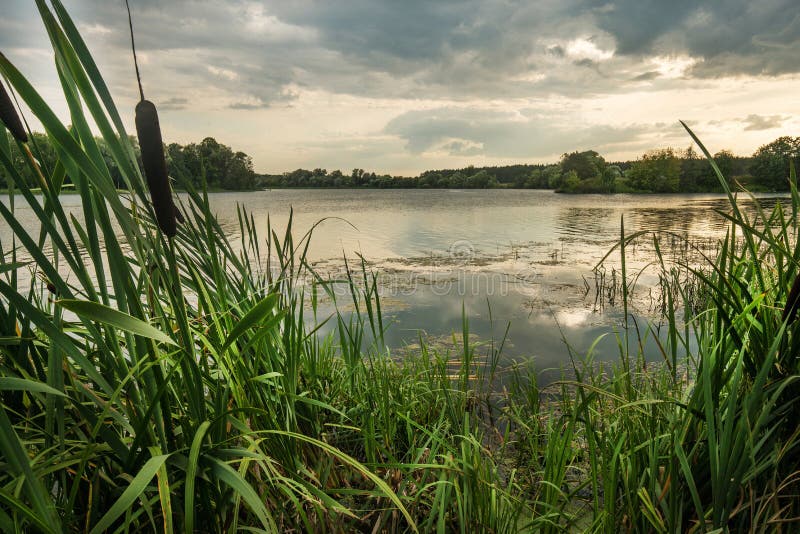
left=202, top=189, right=768, bottom=377
left=2, top=189, right=780, bottom=379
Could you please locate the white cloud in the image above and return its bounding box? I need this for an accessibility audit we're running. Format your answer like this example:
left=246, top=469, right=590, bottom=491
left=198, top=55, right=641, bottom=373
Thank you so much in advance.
left=565, top=38, right=614, bottom=61
left=207, top=66, right=239, bottom=81
left=651, top=55, right=698, bottom=79
left=79, top=23, right=112, bottom=36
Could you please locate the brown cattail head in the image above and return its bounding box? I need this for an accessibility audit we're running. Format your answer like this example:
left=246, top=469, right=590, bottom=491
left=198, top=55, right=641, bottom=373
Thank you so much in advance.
left=135, top=99, right=177, bottom=237
left=0, top=79, right=28, bottom=143
left=174, top=204, right=185, bottom=224
left=783, top=273, right=800, bottom=325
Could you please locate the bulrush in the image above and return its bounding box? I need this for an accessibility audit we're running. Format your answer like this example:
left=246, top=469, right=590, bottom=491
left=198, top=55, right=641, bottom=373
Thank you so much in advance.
left=0, top=75, right=28, bottom=143
left=127, top=0, right=178, bottom=237
left=135, top=99, right=177, bottom=237
left=783, top=274, right=800, bottom=324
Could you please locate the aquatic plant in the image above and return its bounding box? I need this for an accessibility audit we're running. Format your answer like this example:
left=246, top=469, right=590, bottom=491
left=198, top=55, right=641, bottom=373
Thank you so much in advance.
left=128, top=0, right=178, bottom=238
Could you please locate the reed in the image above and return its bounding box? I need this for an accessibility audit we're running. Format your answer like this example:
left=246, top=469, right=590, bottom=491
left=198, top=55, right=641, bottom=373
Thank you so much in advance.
left=127, top=0, right=177, bottom=237
left=135, top=99, right=177, bottom=237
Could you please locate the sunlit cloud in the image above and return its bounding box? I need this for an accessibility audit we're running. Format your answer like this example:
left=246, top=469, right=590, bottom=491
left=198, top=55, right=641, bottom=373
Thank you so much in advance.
left=565, top=38, right=614, bottom=61
left=651, top=55, right=698, bottom=79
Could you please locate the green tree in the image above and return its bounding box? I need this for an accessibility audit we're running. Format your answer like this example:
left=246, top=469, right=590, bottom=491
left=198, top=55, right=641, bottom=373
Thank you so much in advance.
left=626, top=148, right=681, bottom=192
left=546, top=165, right=564, bottom=189
left=561, top=170, right=580, bottom=192
left=227, top=151, right=256, bottom=190
left=465, top=170, right=492, bottom=188
left=525, top=169, right=547, bottom=188
left=750, top=136, right=800, bottom=191
left=600, top=165, right=621, bottom=193
left=712, top=150, right=736, bottom=187
left=329, top=169, right=345, bottom=187
left=680, top=145, right=705, bottom=191
left=2, top=132, right=59, bottom=189
left=560, top=150, right=606, bottom=181
left=351, top=168, right=365, bottom=187
left=418, top=173, right=435, bottom=188
left=448, top=172, right=465, bottom=188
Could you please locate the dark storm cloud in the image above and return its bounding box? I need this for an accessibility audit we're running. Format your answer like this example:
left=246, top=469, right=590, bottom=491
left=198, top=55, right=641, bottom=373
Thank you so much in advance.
left=1, top=0, right=616, bottom=105
left=588, top=0, right=800, bottom=76
left=4, top=0, right=796, bottom=109
left=267, top=0, right=800, bottom=85
left=265, top=1, right=604, bottom=97
left=4, top=1, right=326, bottom=105
left=384, top=108, right=651, bottom=158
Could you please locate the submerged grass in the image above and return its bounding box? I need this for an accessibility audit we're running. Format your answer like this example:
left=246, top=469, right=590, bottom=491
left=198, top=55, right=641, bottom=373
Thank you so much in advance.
left=1, top=2, right=800, bottom=532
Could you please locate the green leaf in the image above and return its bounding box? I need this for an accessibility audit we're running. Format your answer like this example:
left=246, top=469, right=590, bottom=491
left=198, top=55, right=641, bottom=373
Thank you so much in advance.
left=152, top=447, right=174, bottom=534
left=89, top=454, right=171, bottom=534
left=264, top=430, right=418, bottom=532
left=0, top=281, right=114, bottom=396
left=0, top=408, right=62, bottom=533
left=0, top=488, right=58, bottom=533
left=0, top=261, right=32, bottom=274
left=58, top=299, right=177, bottom=346
left=208, top=457, right=275, bottom=531
left=0, top=377, right=67, bottom=397
left=221, top=293, right=281, bottom=351
left=250, top=372, right=283, bottom=382
left=184, top=421, right=211, bottom=534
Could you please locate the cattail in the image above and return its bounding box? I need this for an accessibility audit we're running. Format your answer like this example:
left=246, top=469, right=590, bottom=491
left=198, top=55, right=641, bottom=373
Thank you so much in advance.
left=136, top=99, right=177, bottom=237
left=174, top=204, right=185, bottom=224
left=0, top=77, right=28, bottom=143
left=126, top=0, right=177, bottom=237
left=783, top=273, right=800, bottom=324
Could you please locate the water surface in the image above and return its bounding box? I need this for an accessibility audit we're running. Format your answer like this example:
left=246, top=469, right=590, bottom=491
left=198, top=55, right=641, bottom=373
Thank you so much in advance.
left=203, top=189, right=768, bottom=374
left=3, top=189, right=781, bottom=377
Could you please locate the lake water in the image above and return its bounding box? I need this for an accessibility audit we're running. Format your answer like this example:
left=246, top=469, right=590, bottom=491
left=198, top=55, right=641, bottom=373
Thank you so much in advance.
left=2, top=189, right=781, bottom=379
left=202, top=189, right=773, bottom=377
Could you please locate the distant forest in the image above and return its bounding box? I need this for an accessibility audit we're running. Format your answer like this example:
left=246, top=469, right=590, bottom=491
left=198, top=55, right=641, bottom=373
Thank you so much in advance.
left=262, top=136, right=800, bottom=194
left=3, top=133, right=798, bottom=194
left=1, top=135, right=257, bottom=192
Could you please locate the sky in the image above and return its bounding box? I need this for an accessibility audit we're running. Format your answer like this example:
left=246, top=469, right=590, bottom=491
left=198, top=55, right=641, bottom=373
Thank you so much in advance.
left=2, top=0, right=799, bottom=175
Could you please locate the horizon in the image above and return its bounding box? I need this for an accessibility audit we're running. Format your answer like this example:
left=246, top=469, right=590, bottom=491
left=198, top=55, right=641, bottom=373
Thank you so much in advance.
left=261, top=144, right=761, bottom=178
left=2, top=0, right=798, bottom=175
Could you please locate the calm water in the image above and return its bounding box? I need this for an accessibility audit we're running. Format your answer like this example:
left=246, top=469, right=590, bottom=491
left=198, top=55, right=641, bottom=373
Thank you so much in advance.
left=2, top=189, right=783, bottom=377
left=203, top=189, right=771, bottom=375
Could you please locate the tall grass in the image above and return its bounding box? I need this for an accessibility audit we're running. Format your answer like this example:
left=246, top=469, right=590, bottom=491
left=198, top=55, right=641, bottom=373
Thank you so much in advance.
left=0, top=4, right=528, bottom=532
left=1, top=2, right=799, bottom=533
left=553, top=133, right=800, bottom=532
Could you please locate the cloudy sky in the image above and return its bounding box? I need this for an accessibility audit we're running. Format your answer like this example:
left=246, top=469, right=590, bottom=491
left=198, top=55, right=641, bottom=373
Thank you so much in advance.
left=2, top=1, right=799, bottom=175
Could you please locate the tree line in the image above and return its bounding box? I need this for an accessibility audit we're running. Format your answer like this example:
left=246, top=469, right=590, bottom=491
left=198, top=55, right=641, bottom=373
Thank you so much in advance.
left=1, top=134, right=258, bottom=191
left=263, top=136, right=800, bottom=193
left=4, top=132, right=798, bottom=193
